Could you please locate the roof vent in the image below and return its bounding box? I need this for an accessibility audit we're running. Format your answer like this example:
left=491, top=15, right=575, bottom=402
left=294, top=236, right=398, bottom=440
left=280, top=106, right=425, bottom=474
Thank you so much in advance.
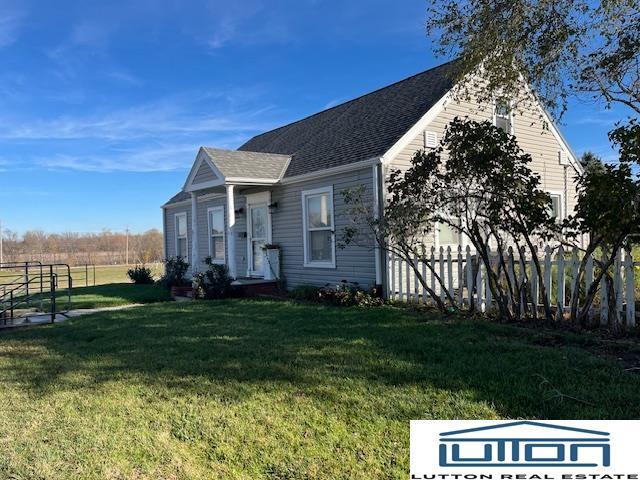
left=424, top=131, right=438, bottom=149
left=558, top=150, right=570, bottom=166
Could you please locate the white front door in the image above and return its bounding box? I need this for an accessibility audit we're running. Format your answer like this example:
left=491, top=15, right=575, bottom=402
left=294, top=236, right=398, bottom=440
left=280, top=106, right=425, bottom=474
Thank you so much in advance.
left=246, top=192, right=272, bottom=277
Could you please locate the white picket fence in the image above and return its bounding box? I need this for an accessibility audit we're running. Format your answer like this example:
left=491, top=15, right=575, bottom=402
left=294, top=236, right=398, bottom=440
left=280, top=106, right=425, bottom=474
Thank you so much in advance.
left=387, top=245, right=639, bottom=327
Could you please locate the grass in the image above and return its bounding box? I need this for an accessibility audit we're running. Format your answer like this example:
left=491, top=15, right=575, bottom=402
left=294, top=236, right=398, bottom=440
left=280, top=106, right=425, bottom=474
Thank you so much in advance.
left=10, top=264, right=169, bottom=312
left=0, top=299, right=638, bottom=479
left=55, top=283, right=172, bottom=310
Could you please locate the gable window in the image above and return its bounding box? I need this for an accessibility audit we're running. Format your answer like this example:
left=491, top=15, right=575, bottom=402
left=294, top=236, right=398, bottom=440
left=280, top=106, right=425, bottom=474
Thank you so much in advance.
left=547, top=193, right=563, bottom=221
left=175, top=212, right=188, bottom=259
left=302, top=186, right=335, bottom=268
left=208, top=207, right=225, bottom=263
left=494, top=98, right=513, bottom=133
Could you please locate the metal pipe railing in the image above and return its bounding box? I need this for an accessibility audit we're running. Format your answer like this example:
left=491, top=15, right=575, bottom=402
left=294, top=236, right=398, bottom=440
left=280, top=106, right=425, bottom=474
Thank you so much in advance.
left=0, top=261, right=74, bottom=326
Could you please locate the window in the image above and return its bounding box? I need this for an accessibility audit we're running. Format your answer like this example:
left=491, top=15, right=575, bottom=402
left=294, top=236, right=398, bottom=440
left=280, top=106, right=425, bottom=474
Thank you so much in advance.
left=208, top=207, right=225, bottom=263
left=302, top=186, right=335, bottom=268
left=494, top=98, right=512, bottom=133
left=437, top=218, right=461, bottom=247
left=548, top=193, right=562, bottom=221
left=175, top=213, right=188, bottom=259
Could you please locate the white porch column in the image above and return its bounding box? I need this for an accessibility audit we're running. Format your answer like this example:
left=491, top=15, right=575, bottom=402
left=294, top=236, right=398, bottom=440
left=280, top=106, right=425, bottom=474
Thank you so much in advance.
left=191, top=192, right=199, bottom=271
left=226, top=185, right=237, bottom=279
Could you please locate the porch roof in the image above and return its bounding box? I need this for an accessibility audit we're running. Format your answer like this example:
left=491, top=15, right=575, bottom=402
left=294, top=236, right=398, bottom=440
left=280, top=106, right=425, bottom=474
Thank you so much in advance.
left=201, top=147, right=291, bottom=181
left=164, top=147, right=291, bottom=206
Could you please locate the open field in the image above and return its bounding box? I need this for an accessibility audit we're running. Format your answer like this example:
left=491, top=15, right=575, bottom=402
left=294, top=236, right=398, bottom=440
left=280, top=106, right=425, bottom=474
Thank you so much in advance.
left=0, top=263, right=163, bottom=288
left=64, top=263, right=164, bottom=287
left=0, top=299, right=638, bottom=478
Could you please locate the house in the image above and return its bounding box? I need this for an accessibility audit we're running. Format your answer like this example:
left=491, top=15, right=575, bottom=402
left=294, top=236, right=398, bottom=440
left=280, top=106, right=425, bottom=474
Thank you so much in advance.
left=162, top=60, right=582, bottom=295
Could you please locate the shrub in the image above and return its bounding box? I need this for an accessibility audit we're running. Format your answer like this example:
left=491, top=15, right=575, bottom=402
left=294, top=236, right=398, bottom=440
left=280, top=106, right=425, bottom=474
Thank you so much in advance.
left=289, top=281, right=383, bottom=307
left=127, top=265, right=154, bottom=284
left=193, top=257, right=233, bottom=299
left=159, top=257, right=190, bottom=288
left=288, top=285, right=321, bottom=302
left=318, top=281, right=384, bottom=307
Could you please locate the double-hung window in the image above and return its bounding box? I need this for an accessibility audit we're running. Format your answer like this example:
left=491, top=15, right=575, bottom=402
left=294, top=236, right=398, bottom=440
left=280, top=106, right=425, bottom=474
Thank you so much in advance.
left=175, top=213, right=188, bottom=259
left=302, top=186, right=335, bottom=268
left=494, top=98, right=513, bottom=134
left=208, top=207, right=225, bottom=263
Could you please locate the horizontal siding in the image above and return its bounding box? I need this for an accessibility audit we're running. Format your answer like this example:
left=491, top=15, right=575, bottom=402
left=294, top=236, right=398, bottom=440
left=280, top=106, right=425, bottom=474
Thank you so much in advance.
left=271, top=167, right=376, bottom=289
left=192, top=162, right=218, bottom=185
left=163, top=167, right=377, bottom=288
left=391, top=93, right=579, bottom=215
left=196, top=196, right=226, bottom=269
left=163, top=204, right=193, bottom=274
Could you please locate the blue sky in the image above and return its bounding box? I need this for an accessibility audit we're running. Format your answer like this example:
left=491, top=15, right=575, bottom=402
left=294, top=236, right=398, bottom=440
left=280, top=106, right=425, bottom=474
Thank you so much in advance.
left=0, top=0, right=626, bottom=235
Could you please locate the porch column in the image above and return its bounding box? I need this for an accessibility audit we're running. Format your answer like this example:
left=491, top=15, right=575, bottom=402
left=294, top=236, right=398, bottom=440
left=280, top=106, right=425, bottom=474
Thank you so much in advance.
left=226, top=185, right=237, bottom=279
left=191, top=192, right=199, bottom=271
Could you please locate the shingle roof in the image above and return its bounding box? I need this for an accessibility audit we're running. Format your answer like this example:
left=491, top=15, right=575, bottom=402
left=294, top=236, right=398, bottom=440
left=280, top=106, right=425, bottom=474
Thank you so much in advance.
left=164, top=60, right=458, bottom=205
left=201, top=147, right=291, bottom=180
left=239, top=60, right=458, bottom=177
left=164, top=191, right=190, bottom=206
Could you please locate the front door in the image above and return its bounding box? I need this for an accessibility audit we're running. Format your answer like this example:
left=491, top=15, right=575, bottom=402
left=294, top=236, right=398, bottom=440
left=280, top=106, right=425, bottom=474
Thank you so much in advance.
left=247, top=203, right=269, bottom=277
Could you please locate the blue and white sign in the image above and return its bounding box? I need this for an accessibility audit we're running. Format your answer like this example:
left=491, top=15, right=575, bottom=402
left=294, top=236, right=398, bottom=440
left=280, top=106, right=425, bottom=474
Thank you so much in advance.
left=411, top=420, right=640, bottom=479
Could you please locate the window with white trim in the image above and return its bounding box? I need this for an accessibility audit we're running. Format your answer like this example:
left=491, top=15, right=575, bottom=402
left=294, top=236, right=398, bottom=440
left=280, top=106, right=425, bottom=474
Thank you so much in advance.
left=494, top=98, right=512, bottom=133
left=175, top=212, right=188, bottom=259
left=302, top=186, right=335, bottom=267
left=547, top=193, right=563, bottom=221
left=208, top=207, right=225, bottom=262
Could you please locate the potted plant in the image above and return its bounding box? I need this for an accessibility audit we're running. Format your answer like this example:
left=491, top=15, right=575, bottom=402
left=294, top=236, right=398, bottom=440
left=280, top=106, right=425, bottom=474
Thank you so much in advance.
left=262, top=244, right=281, bottom=281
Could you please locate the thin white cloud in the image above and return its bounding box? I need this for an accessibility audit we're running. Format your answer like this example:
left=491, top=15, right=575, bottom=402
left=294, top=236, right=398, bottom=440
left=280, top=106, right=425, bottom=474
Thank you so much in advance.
left=36, top=144, right=198, bottom=173
left=33, top=135, right=250, bottom=173
left=0, top=97, right=274, bottom=141
left=0, top=5, right=24, bottom=48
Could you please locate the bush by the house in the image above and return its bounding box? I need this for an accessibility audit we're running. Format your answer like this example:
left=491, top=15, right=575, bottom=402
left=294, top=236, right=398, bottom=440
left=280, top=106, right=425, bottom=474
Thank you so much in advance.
left=159, top=257, right=190, bottom=288
left=319, top=281, right=384, bottom=307
left=289, top=281, right=383, bottom=307
left=193, top=257, right=233, bottom=299
left=127, top=265, right=154, bottom=284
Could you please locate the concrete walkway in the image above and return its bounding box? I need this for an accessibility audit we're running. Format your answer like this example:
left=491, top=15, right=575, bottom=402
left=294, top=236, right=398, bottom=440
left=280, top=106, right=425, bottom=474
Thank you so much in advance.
left=1, top=303, right=144, bottom=329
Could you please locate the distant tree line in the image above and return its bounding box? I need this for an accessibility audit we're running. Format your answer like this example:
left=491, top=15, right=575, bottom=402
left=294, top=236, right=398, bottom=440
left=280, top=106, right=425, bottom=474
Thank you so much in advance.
left=0, top=229, right=163, bottom=266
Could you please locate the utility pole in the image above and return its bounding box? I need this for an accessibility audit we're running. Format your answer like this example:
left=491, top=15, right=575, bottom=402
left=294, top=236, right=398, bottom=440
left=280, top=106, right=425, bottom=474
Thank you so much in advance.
left=0, top=220, right=3, bottom=265
left=125, top=226, right=129, bottom=265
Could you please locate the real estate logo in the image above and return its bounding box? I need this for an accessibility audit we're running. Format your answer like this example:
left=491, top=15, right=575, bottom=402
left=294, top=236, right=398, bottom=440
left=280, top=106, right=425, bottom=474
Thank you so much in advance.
left=411, top=420, right=640, bottom=480
left=438, top=421, right=610, bottom=468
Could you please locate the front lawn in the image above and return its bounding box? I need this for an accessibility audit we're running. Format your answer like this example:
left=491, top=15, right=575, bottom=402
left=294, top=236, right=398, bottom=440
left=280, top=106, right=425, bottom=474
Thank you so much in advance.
left=0, top=300, right=638, bottom=479
left=34, top=283, right=172, bottom=311
left=62, top=283, right=172, bottom=309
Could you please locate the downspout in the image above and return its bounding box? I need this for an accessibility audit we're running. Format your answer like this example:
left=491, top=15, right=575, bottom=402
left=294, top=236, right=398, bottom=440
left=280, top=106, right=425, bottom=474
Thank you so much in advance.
left=372, top=159, right=386, bottom=298
left=161, top=205, right=168, bottom=275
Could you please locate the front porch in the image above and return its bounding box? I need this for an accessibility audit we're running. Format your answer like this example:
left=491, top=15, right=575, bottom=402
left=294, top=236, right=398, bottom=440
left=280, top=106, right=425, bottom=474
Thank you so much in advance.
left=183, top=147, right=289, bottom=282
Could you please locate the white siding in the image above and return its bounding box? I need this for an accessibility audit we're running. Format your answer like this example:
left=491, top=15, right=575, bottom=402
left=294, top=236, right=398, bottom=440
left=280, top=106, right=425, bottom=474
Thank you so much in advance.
left=391, top=94, right=580, bottom=214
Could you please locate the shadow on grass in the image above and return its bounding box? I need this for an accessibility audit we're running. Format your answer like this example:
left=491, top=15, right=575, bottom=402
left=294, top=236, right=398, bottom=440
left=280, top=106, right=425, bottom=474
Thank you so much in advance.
left=0, top=299, right=639, bottom=419
left=61, top=283, right=172, bottom=310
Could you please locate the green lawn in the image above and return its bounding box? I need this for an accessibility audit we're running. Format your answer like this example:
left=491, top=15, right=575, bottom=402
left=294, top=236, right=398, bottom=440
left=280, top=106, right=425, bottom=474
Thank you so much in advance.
left=0, top=300, right=638, bottom=479
left=61, top=283, right=172, bottom=310
left=30, top=283, right=172, bottom=312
